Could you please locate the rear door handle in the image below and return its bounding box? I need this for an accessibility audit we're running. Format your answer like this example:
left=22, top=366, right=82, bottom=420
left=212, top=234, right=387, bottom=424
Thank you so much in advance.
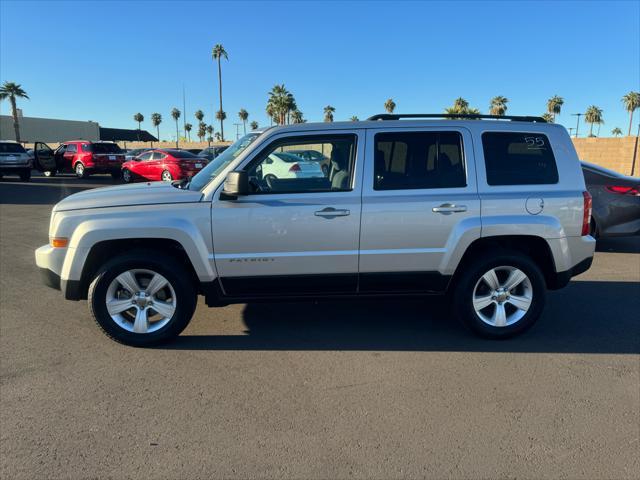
left=432, top=203, right=467, bottom=214
left=314, top=207, right=350, bottom=218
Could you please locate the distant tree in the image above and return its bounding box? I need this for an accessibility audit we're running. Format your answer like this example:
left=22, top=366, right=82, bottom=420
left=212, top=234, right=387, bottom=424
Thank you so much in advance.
left=171, top=108, right=181, bottom=147
left=151, top=113, right=162, bottom=143
left=444, top=97, right=480, bottom=117
left=215, top=110, right=227, bottom=129
left=350, top=116, right=359, bottom=121
left=585, top=105, right=604, bottom=137
left=267, top=84, right=296, bottom=125
left=184, top=122, right=192, bottom=142
left=541, top=113, right=554, bottom=123
left=0, top=82, right=29, bottom=142
left=489, top=96, right=509, bottom=116
left=214, top=132, right=222, bottom=141
left=238, top=108, right=249, bottom=134
left=290, top=110, right=305, bottom=124
left=197, top=122, right=206, bottom=142
left=384, top=98, right=396, bottom=114
left=611, top=127, right=623, bottom=137
left=323, top=105, right=335, bottom=122
left=622, top=91, right=640, bottom=136
left=212, top=44, right=228, bottom=140
left=133, top=112, right=144, bottom=140
left=195, top=109, right=204, bottom=123
left=547, top=95, right=564, bottom=121
left=206, top=125, right=214, bottom=146
left=250, top=120, right=259, bottom=130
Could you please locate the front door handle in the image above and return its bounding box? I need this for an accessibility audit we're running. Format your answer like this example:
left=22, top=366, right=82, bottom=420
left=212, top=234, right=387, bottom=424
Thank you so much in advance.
left=432, top=203, right=467, bottom=214
left=314, top=207, right=350, bottom=218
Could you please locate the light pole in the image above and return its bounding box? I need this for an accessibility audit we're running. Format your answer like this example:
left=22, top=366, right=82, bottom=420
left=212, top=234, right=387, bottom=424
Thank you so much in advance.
left=572, top=113, right=583, bottom=138
left=233, top=123, right=241, bottom=140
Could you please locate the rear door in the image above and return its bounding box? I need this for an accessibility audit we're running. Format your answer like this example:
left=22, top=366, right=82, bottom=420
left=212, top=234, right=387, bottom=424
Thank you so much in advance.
left=64, top=142, right=78, bottom=167
left=359, top=126, right=480, bottom=293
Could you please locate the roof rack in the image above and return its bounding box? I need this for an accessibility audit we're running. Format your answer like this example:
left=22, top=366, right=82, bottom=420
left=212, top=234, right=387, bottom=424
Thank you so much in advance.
left=366, top=113, right=547, bottom=123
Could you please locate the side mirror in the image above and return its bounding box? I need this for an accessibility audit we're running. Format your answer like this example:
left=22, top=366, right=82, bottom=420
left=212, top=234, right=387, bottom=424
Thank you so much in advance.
left=221, top=171, right=249, bottom=199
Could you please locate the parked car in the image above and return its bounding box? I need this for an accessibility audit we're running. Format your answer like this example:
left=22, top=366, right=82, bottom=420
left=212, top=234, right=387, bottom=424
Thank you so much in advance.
left=125, top=148, right=152, bottom=162
left=34, top=140, right=125, bottom=178
left=256, top=151, right=325, bottom=188
left=182, top=148, right=202, bottom=155
left=0, top=141, right=33, bottom=181
left=286, top=149, right=331, bottom=176
left=35, top=114, right=595, bottom=347
left=121, top=149, right=205, bottom=183
left=197, top=145, right=228, bottom=162
left=581, top=161, right=640, bottom=238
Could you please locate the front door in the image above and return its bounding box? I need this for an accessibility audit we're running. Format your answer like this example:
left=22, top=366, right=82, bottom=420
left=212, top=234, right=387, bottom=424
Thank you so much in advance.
left=33, top=142, right=57, bottom=172
left=359, top=127, right=481, bottom=293
left=211, top=131, right=364, bottom=297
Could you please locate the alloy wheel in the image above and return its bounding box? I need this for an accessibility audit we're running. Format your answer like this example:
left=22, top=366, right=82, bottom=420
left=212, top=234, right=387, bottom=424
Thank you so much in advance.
left=472, top=266, right=533, bottom=327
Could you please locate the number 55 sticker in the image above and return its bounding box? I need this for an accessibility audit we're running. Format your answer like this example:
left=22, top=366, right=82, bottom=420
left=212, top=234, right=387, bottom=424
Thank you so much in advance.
left=524, top=136, right=546, bottom=149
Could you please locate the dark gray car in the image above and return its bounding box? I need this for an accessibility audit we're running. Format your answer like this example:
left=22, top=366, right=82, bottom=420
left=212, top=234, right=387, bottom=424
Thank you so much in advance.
left=582, top=161, right=640, bottom=238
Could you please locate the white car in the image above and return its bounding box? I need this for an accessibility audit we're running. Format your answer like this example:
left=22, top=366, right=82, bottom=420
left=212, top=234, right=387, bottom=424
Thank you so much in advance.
left=260, top=152, right=325, bottom=184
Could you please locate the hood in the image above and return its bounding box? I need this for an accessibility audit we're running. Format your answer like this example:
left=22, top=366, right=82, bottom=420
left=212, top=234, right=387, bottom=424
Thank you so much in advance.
left=54, top=181, right=203, bottom=212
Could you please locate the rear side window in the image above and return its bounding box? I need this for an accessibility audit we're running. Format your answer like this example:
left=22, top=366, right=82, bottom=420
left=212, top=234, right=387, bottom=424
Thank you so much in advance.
left=81, top=144, right=91, bottom=152
left=66, top=144, right=78, bottom=153
left=482, top=132, right=558, bottom=185
left=374, top=131, right=466, bottom=190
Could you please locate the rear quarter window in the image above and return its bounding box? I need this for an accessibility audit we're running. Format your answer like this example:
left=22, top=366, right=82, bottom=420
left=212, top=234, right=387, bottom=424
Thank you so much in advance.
left=482, top=132, right=558, bottom=185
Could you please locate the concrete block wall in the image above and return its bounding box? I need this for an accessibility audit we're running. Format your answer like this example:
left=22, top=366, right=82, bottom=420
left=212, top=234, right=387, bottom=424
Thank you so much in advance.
left=572, top=137, right=639, bottom=176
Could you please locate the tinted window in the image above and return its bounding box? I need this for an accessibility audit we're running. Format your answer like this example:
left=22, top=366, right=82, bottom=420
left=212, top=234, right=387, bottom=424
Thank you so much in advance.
left=482, top=132, right=558, bottom=185
left=81, top=144, right=91, bottom=152
left=66, top=144, right=78, bottom=153
left=374, top=131, right=466, bottom=190
left=246, top=134, right=356, bottom=194
left=152, top=152, right=165, bottom=160
left=0, top=143, right=26, bottom=153
left=165, top=150, right=197, bottom=158
left=138, top=152, right=153, bottom=161
left=92, top=143, right=122, bottom=154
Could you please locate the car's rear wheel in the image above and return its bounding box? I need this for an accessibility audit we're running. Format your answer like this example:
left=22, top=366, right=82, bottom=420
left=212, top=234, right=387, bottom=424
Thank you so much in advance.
left=75, top=162, right=88, bottom=178
left=122, top=168, right=133, bottom=183
left=452, top=252, right=546, bottom=338
left=88, top=252, right=196, bottom=347
left=19, top=170, right=31, bottom=181
left=43, top=170, right=57, bottom=177
left=161, top=170, right=173, bottom=182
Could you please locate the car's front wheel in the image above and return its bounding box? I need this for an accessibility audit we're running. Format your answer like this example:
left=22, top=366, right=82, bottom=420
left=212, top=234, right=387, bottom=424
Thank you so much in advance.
left=122, top=168, right=133, bottom=183
left=161, top=170, right=173, bottom=182
left=88, top=252, right=197, bottom=346
left=452, top=252, right=546, bottom=338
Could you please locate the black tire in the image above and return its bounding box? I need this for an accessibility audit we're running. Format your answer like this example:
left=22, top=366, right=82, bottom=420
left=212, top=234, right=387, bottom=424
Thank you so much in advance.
left=43, top=170, right=57, bottom=177
left=75, top=162, right=88, bottom=179
left=19, top=170, right=31, bottom=181
left=452, top=251, right=546, bottom=339
left=111, top=170, right=122, bottom=180
left=88, top=251, right=197, bottom=347
left=122, top=168, right=133, bottom=183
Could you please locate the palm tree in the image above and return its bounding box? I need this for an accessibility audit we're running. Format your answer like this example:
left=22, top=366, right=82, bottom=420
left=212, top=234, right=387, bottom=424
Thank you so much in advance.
left=171, top=108, right=181, bottom=147
left=350, top=116, right=359, bottom=121
left=151, top=113, right=162, bottom=142
left=323, top=105, right=335, bottom=122
left=489, top=96, right=509, bottom=116
left=250, top=121, right=259, bottom=130
left=384, top=98, right=396, bottom=114
left=215, top=110, right=227, bottom=133
left=547, top=95, right=564, bottom=121
left=611, top=127, right=623, bottom=137
left=584, top=106, right=604, bottom=137
left=211, top=44, right=228, bottom=140
left=133, top=112, right=144, bottom=140
left=541, top=113, right=554, bottom=123
left=622, top=91, right=640, bottom=136
left=197, top=122, right=206, bottom=142
left=206, top=125, right=214, bottom=146
left=267, top=84, right=296, bottom=125
left=0, top=82, right=29, bottom=142
left=444, top=97, right=480, bottom=117
left=184, top=122, right=193, bottom=142
left=238, top=108, right=249, bottom=134
left=194, top=109, right=204, bottom=123
left=290, top=110, right=304, bottom=124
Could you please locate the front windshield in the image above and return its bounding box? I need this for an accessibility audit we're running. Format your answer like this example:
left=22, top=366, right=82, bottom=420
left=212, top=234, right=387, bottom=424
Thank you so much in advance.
left=188, top=133, right=261, bottom=191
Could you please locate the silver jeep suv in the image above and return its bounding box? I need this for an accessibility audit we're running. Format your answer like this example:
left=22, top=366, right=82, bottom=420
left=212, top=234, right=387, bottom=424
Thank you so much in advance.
left=35, top=114, right=595, bottom=346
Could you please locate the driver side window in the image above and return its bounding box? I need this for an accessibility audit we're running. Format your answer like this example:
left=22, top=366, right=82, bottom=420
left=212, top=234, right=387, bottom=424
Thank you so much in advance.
left=245, top=134, right=356, bottom=194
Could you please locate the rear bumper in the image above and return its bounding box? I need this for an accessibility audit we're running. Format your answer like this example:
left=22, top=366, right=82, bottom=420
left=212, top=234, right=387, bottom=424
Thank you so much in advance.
left=0, top=165, right=31, bottom=173
left=548, top=254, right=594, bottom=290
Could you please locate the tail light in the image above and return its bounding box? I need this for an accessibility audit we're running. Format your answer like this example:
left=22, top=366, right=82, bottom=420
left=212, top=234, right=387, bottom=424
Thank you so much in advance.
left=582, top=191, right=592, bottom=236
left=289, top=163, right=301, bottom=172
left=606, top=185, right=640, bottom=196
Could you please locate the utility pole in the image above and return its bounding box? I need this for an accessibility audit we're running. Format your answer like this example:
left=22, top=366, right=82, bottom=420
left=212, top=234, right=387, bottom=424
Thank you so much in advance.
left=233, top=123, right=241, bottom=140
left=572, top=113, right=583, bottom=138
left=182, top=85, right=187, bottom=141
left=631, top=123, right=639, bottom=176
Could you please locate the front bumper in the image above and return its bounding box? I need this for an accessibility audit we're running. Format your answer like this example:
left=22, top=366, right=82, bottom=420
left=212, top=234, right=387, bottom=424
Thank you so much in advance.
left=35, top=245, right=83, bottom=300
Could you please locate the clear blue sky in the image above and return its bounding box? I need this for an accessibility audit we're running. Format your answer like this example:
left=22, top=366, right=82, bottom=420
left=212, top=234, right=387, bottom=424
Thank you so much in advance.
left=1, top=0, right=639, bottom=140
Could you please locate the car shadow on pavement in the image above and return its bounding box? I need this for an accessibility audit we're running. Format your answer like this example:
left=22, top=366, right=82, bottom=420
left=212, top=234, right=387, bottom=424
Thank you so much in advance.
left=166, top=280, right=640, bottom=354
left=596, top=237, right=640, bottom=254
left=0, top=176, right=115, bottom=205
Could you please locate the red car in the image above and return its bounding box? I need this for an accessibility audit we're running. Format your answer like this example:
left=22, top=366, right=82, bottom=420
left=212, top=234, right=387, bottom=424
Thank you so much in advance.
left=121, top=149, right=205, bottom=183
left=36, top=140, right=126, bottom=178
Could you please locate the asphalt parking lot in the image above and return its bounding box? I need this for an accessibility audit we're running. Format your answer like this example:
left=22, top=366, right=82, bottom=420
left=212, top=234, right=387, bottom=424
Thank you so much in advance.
left=1, top=174, right=639, bottom=479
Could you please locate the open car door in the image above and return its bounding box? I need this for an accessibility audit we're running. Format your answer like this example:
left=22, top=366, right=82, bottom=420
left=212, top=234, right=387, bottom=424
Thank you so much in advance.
left=33, top=142, right=57, bottom=173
